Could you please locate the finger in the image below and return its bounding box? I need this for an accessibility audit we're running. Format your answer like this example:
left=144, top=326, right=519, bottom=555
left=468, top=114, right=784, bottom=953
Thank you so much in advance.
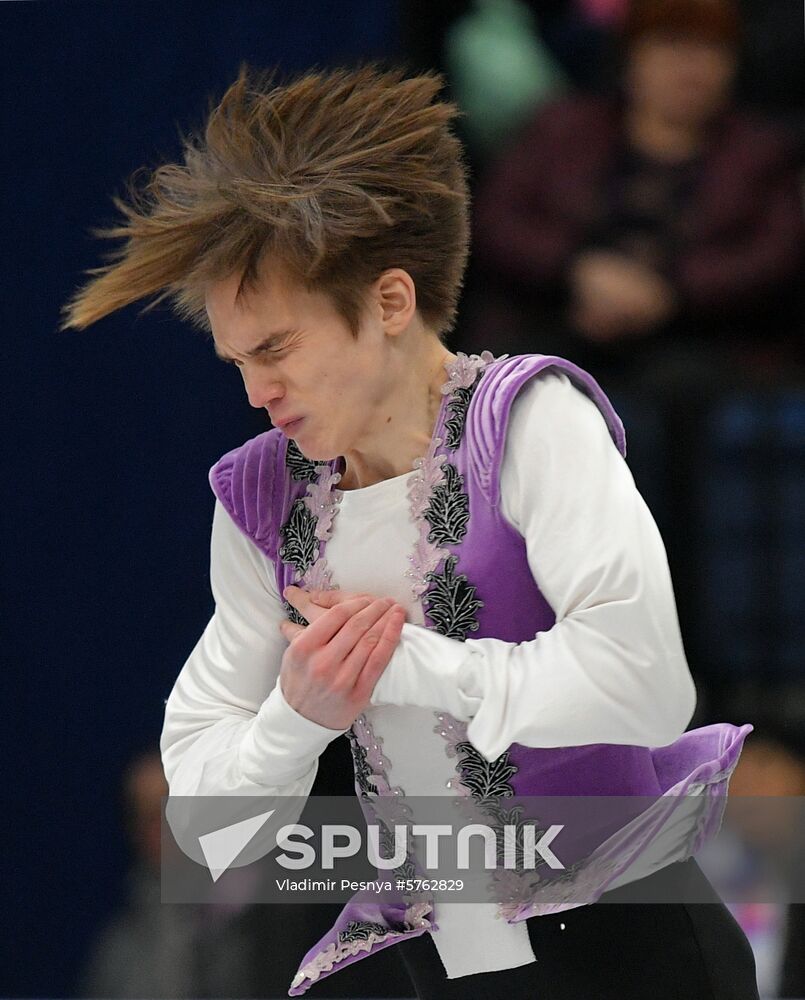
left=352, top=606, right=407, bottom=700
left=323, top=598, right=395, bottom=668
left=293, top=595, right=376, bottom=653
left=304, top=588, right=329, bottom=604
left=278, top=619, right=305, bottom=643
left=299, top=587, right=377, bottom=610
left=284, top=586, right=327, bottom=623
left=285, top=586, right=369, bottom=624
left=335, top=602, right=404, bottom=688
left=306, top=588, right=347, bottom=609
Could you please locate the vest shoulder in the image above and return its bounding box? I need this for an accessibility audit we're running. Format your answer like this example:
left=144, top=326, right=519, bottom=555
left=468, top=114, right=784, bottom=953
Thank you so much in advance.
left=473, top=353, right=625, bottom=457
left=208, top=427, right=286, bottom=544
left=464, top=354, right=626, bottom=504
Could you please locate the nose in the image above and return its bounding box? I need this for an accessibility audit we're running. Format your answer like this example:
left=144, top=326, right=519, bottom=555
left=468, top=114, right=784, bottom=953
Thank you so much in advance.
left=241, top=367, right=284, bottom=410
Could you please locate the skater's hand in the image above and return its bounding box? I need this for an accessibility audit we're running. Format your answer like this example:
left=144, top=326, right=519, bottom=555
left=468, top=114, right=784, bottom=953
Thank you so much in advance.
left=277, top=586, right=407, bottom=729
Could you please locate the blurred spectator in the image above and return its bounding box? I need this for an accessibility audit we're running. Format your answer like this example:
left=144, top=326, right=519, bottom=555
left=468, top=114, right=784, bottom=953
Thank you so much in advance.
left=78, top=750, right=254, bottom=998
left=467, top=0, right=805, bottom=392
left=730, top=727, right=805, bottom=999
left=78, top=747, right=414, bottom=999
left=710, top=721, right=805, bottom=998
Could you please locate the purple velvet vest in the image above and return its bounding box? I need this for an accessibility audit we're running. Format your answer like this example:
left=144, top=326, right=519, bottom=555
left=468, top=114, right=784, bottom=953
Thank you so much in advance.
left=209, top=352, right=751, bottom=996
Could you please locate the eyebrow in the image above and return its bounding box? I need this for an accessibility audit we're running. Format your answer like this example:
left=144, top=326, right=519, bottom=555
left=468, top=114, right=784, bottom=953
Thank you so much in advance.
left=214, top=329, right=297, bottom=362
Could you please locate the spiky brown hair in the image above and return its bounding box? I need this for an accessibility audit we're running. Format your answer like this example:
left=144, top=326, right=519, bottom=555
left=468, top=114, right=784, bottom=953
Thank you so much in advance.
left=60, top=62, right=470, bottom=339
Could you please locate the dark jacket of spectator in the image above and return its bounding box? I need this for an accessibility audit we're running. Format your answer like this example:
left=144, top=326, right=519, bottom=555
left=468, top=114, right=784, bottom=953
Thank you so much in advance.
left=471, top=94, right=805, bottom=360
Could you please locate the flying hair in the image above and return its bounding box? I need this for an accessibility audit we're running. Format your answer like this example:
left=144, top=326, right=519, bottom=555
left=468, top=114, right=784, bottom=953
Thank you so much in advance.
left=60, top=62, right=470, bottom=340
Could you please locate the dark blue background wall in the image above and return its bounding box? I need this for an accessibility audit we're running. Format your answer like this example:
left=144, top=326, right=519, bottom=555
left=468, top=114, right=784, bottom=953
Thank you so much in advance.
left=2, top=3, right=398, bottom=995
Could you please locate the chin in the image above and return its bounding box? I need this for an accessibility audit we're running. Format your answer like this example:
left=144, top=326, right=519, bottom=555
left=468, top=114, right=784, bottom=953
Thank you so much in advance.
left=297, top=440, right=338, bottom=463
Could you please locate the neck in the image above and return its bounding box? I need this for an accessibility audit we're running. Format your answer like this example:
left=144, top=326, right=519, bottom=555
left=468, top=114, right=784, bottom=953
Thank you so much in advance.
left=339, top=340, right=458, bottom=490
left=626, top=106, right=703, bottom=162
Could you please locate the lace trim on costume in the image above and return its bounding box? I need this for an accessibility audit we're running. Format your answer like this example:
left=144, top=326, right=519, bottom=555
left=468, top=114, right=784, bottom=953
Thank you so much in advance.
left=277, top=460, right=344, bottom=594
left=404, top=351, right=494, bottom=608
left=404, top=435, right=451, bottom=601
left=282, top=599, right=308, bottom=626
left=346, top=714, right=421, bottom=890
left=495, top=763, right=743, bottom=921
left=290, top=902, right=433, bottom=991
left=347, top=714, right=405, bottom=799
left=278, top=499, right=318, bottom=576
left=424, top=462, right=470, bottom=545
left=422, top=554, right=483, bottom=639
left=434, top=714, right=477, bottom=796
left=279, top=452, right=434, bottom=996
left=336, top=355, right=505, bottom=935
left=441, top=350, right=499, bottom=395
left=299, top=465, right=343, bottom=590
left=441, top=350, right=502, bottom=449
left=303, top=467, right=343, bottom=540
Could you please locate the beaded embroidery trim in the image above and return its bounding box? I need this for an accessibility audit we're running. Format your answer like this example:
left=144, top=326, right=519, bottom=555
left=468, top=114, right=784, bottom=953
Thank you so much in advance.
left=290, top=901, right=434, bottom=990
left=347, top=714, right=405, bottom=800
left=496, top=763, right=742, bottom=921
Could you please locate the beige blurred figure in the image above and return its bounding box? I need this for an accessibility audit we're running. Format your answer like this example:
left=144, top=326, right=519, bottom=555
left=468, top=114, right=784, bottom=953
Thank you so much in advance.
left=79, top=750, right=255, bottom=998
left=700, top=729, right=805, bottom=998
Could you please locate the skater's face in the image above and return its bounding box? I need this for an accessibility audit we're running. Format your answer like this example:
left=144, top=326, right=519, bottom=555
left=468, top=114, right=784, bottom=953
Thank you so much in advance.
left=205, top=262, right=419, bottom=462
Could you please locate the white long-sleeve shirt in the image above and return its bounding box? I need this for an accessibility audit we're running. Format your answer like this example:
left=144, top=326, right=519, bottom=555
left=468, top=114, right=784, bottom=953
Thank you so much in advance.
left=160, top=369, right=696, bottom=978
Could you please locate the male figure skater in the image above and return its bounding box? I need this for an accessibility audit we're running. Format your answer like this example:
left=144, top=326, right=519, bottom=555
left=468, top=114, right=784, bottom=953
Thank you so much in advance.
left=62, top=63, right=759, bottom=999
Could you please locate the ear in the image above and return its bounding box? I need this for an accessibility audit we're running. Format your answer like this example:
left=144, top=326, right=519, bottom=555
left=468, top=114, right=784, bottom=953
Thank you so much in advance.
left=372, top=269, right=417, bottom=335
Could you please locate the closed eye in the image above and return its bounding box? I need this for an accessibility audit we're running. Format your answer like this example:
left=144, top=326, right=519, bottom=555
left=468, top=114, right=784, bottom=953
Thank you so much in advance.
left=221, top=350, right=283, bottom=367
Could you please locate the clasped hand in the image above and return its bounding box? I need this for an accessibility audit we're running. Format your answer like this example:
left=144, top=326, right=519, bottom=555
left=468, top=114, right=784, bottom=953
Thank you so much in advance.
left=569, top=250, right=677, bottom=342
left=277, top=585, right=407, bottom=730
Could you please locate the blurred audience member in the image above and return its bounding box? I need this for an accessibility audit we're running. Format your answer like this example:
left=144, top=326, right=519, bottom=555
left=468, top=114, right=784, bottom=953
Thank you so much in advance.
left=741, top=726, right=805, bottom=1000
left=468, top=0, right=805, bottom=392
left=79, top=748, right=414, bottom=998
left=714, top=721, right=805, bottom=999
left=78, top=749, right=254, bottom=998
left=724, top=724, right=805, bottom=998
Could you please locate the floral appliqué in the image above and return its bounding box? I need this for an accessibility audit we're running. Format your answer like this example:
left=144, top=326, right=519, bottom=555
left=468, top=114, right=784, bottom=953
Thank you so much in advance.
left=285, top=439, right=319, bottom=482
left=279, top=444, right=343, bottom=588
left=424, top=462, right=470, bottom=546
left=423, top=554, right=482, bottom=640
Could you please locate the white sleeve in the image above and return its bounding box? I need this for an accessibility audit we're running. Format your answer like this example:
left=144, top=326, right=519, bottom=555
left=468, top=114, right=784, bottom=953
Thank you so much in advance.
left=160, top=499, right=347, bottom=797
left=370, top=369, right=697, bottom=762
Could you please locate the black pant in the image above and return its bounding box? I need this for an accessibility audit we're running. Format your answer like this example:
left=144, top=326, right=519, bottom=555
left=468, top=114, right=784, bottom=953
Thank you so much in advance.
left=395, top=859, right=760, bottom=1000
